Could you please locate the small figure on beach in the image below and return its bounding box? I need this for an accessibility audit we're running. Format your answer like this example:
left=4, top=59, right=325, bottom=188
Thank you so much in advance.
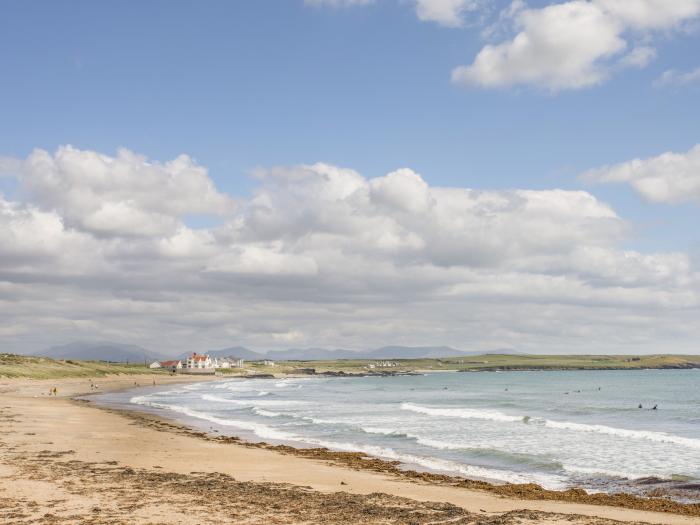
left=638, top=403, right=643, bottom=409
left=52, top=387, right=57, bottom=396
left=652, top=404, right=658, bottom=410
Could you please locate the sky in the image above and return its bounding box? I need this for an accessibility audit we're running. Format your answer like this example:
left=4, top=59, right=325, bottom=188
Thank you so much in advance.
left=1, top=0, right=699, bottom=354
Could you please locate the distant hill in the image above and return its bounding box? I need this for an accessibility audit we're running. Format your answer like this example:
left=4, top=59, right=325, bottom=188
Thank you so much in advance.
left=265, top=348, right=357, bottom=360
left=367, top=346, right=468, bottom=359
left=34, top=341, right=164, bottom=363
left=265, top=345, right=469, bottom=361
left=33, top=342, right=505, bottom=363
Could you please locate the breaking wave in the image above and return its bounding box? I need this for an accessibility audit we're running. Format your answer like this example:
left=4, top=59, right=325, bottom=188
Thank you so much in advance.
left=401, top=403, right=700, bottom=450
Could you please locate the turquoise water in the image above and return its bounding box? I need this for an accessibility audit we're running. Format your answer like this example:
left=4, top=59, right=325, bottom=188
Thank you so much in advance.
left=105, top=370, right=700, bottom=498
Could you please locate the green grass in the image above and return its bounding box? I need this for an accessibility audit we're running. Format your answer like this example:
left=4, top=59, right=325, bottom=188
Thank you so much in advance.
left=256, top=354, right=700, bottom=374
left=3, top=353, right=699, bottom=380
left=0, top=354, right=169, bottom=379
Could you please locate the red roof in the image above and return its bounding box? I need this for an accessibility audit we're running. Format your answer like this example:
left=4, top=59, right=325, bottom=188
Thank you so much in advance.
left=192, top=355, right=208, bottom=361
left=160, top=360, right=180, bottom=366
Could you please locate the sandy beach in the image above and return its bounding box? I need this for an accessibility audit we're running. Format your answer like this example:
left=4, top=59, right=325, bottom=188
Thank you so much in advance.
left=1, top=375, right=699, bottom=525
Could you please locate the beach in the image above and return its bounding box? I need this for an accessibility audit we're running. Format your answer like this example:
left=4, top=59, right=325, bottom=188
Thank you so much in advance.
left=1, top=375, right=698, bottom=524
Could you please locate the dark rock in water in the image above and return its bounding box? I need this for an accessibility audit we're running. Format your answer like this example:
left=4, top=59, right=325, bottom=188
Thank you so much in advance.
left=636, top=477, right=669, bottom=485
left=676, top=483, right=700, bottom=490
left=244, top=374, right=275, bottom=379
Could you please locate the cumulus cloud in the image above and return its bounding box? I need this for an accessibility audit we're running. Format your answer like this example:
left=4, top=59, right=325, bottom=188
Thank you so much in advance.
left=414, top=0, right=484, bottom=27
left=594, top=0, right=700, bottom=29
left=0, top=146, right=698, bottom=354
left=582, top=143, right=700, bottom=205
left=453, top=0, right=700, bottom=90
left=12, top=146, right=234, bottom=237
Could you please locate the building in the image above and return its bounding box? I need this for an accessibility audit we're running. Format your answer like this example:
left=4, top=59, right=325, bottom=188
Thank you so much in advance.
left=149, top=361, right=162, bottom=369
left=159, top=360, right=182, bottom=372
left=185, top=353, right=212, bottom=369
left=209, top=357, right=244, bottom=369
left=263, top=360, right=275, bottom=366
left=211, top=357, right=230, bottom=369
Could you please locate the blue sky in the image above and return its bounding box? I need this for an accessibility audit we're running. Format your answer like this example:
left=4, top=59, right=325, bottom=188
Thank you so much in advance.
left=1, top=1, right=699, bottom=353
left=1, top=2, right=696, bottom=180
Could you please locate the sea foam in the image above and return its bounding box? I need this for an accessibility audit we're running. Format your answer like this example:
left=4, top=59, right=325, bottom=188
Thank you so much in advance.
left=401, top=402, right=700, bottom=450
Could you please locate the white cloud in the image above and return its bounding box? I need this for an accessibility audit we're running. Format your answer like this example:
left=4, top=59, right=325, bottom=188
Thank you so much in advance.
left=655, top=66, right=700, bottom=88
left=1, top=146, right=698, bottom=354
left=453, top=1, right=625, bottom=90
left=618, top=45, right=656, bottom=68
left=594, top=0, right=700, bottom=29
left=453, top=0, right=700, bottom=90
left=305, top=0, right=488, bottom=26
left=582, top=143, right=700, bottom=205
left=414, top=0, right=483, bottom=27
left=12, top=146, right=233, bottom=237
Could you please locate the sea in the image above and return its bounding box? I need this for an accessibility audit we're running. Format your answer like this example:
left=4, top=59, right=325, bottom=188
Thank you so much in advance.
left=95, top=369, right=700, bottom=501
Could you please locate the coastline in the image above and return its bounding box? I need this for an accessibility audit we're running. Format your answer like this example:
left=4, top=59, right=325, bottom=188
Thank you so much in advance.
left=1, top=374, right=699, bottom=524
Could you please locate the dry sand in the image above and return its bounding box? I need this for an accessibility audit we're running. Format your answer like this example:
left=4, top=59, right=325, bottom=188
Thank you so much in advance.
left=1, top=374, right=698, bottom=525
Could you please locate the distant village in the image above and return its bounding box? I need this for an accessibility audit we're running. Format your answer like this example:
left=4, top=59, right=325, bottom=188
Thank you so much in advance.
left=149, top=352, right=276, bottom=374
left=149, top=352, right=401, bottom=375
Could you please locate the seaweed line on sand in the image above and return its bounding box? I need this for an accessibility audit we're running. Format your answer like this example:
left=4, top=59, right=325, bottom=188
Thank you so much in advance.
left=0, top=409, right=642, bottom=525
left=82, top=399, right=700, bottom=518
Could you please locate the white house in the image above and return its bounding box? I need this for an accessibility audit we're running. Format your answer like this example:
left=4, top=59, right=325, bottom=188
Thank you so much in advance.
left=211, top=357, right=230, bottom=369
left=263, top=360, right=275, bottom=366
left=149, top=361, right=162, bottom=369
left=185, top=353, right=212, bottom=369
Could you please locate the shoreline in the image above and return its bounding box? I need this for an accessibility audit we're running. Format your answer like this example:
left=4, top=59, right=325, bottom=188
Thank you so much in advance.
left=90, top=378, right=700, bottom=518
left=1, top=374, right=699, bottom=524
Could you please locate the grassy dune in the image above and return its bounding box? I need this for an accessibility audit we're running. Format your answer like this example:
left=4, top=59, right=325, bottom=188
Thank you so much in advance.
left=0, top=354, right=169, bottom=379
left=2, top=353, right=699, bottom=380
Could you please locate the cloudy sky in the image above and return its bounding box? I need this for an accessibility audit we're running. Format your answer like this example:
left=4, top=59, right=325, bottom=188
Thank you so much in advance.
left=1, top=0, right=699, bottom=354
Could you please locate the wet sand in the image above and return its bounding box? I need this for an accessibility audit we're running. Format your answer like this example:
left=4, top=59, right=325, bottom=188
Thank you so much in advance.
left=1, top=374, right=698, bottom=524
